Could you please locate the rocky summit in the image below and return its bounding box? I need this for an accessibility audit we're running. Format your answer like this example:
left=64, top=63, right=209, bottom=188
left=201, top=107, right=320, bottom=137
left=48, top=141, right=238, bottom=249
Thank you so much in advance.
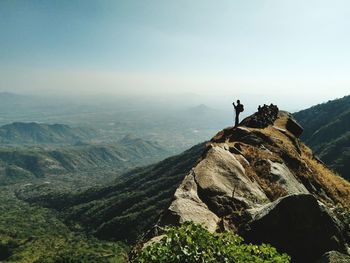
left=158, top=110, right=350, bottom=263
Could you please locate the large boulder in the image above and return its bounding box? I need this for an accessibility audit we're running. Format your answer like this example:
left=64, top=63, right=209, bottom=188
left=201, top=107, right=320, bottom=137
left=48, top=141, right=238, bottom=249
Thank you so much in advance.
left=194, top=146, right=268, bottom=215
left=286, top=116, right=303, bottom=138
left=240, top=194, right=348, bottom=263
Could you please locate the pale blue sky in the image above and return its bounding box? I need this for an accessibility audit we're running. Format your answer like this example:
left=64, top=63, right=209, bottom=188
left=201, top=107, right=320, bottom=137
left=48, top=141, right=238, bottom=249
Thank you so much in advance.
left=0, top=0, right=349, bottom=109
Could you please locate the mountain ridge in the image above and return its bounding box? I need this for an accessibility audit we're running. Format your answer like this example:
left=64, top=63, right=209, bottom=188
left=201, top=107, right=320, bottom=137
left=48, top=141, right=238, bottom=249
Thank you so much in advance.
left=0, top=138, right=169, bottom=186
left=156, top=110, right=349, bottom=262
left=0, top=122, right=97, bottom=145
left=294, top=95, right=350, bottom=180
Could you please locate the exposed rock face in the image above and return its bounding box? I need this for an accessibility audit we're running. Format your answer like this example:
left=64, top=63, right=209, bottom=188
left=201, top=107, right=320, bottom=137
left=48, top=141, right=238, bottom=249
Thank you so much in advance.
left=315, top=251, right=350, bottom=263
left=194, top=146, right=268, bottom=215
left=158, top=111, right=350, bottom=261
left=268, top=160, right=309, bottom=194
left=161, top=172, right=219, bottom=232
left=241, top=194, right=347, bottom=263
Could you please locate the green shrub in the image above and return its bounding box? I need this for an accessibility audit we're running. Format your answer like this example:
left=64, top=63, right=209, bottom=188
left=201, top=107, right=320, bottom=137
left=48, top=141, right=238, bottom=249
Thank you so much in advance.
left=135, top=222, right=290, bottom=263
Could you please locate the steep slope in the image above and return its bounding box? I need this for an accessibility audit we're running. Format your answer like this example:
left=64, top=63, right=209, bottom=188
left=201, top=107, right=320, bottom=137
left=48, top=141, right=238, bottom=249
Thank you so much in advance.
left=0, top=122, right=97, bottom=144
left=293, top=95, right=350, bottom=139
left=294, top=95, right=350, bottom=180
left=18, top=143, right=205, bottom=243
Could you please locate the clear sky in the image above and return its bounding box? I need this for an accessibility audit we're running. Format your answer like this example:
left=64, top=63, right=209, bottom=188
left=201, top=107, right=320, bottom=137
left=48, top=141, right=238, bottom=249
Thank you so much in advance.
left=0, top=0, right=349, bottom=110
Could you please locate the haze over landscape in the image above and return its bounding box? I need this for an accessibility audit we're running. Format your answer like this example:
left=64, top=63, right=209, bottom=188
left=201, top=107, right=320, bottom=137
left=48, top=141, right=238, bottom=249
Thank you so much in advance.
left=1, top=0, right=350, bottom=110
left=0, top=1, right=349, bottom=263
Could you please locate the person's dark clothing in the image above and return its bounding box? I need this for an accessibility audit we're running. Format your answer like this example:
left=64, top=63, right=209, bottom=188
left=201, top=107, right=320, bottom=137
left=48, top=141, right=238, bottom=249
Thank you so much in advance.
left=233, top=100, right=244, bottom=126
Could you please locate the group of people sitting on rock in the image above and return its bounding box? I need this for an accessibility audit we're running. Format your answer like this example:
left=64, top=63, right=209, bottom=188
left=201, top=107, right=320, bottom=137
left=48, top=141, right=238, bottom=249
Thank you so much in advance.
left=257, top=103, right=279, bottom=120
left=233, top=100, right=279, bottom=128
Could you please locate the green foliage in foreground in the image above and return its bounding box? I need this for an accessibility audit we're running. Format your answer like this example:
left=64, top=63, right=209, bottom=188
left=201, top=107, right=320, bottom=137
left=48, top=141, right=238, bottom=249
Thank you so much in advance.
left=136, top=222, right=290, bottom=263
left=5, top=236, right=128, bottom=263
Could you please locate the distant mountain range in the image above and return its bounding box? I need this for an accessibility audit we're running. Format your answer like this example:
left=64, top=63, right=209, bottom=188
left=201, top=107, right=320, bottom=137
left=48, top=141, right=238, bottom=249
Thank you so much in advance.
left=294, top=95, right=350, bottom=180
left=0, top=92, right=232, bottom=153
left=0, top=122, right=97, bottom=144
left=0, top=134, right=170, bottom=185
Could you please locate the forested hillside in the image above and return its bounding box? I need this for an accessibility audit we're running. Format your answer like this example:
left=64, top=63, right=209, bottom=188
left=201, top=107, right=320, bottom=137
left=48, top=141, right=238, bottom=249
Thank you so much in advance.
left=0, top=122, right=97, bottom=144
left=0, top=136, right=169, bottom=186
left=18, top=143, right=206, bottom=243
left=294, top=95, right=350, bottom=180
left=0, top=130, right=171, bottom=261
left=0, top=186, right=128, bottom=262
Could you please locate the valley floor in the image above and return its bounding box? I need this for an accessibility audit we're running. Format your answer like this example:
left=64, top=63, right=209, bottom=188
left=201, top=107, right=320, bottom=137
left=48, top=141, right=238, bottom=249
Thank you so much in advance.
left=0, top=184, right=129, bottom=262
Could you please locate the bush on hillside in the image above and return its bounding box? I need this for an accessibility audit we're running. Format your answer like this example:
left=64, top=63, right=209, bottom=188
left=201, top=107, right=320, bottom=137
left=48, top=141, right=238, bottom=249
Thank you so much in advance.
left=135, top=222, right=290, bottom=263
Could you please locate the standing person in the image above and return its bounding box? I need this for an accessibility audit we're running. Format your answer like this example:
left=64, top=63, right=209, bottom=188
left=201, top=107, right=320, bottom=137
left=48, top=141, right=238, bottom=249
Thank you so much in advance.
left=232, top=99, right=244, bottom=126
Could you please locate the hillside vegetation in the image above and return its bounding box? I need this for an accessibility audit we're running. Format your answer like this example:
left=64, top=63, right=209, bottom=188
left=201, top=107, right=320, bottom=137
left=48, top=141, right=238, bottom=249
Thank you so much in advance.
left=18, top=143, right=206, bottom=243
left=0, top=129, right=172, bottom=261
left=294, top=95, right=350, bottom=180
left=0, top=186, right=128, bottom=262
left=135, top=222, right=290, bottom=263
left=0, top=135, right=169, bottom=186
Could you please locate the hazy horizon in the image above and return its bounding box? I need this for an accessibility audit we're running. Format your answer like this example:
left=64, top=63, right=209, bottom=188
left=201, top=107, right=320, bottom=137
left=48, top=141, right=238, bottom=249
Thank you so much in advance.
left=1, top=1, right=350, bottom=111
left=0, top=90, right=347, bottom=114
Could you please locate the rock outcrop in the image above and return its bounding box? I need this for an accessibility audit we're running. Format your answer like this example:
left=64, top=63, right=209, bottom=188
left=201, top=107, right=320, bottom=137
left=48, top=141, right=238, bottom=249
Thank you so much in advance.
left=161, top=171, right=220, bottom=232
left=157, top=110, right=350, bottom=262
left=241, top=194, right=347, bottom=263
